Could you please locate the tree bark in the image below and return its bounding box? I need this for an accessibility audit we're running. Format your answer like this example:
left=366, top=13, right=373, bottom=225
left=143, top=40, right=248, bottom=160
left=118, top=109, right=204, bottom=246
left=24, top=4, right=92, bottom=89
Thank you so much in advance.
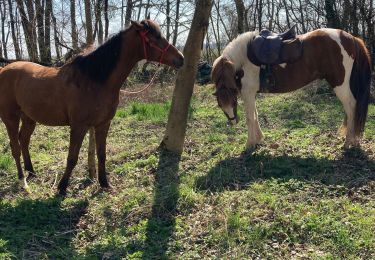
left=104, top=0, right=109, bottom=39
left=70, top=0, right=79, bottom=50
left=50, top=3, right=61, bottom=60
left=234, top=0, right=245, bottom=34
left=35, top=0, right=46, bottom=62
left=124, top=0, right=133, bottom=28
left=161, top=0, right=213, bottom=154
left=44, top=0, right=52, bottom=63
left=8, top=0, right=21, bottom=59
left=172, top=0, right=180, bottom=45
left=84, top=0, right=93, bottom=45
left=85, top=0, right=96, bottom=178
left=166, top=0, right=171, bottom=41
left=325, top=0, right=340, bottom=28
left=16, top=0, right=39, bottom=61
left=0, top=0, right=8, bottom=59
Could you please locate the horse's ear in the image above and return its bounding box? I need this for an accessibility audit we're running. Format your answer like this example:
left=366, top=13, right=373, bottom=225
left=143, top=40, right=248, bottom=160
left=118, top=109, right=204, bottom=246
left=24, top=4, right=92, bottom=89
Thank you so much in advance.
left=130, top=20, right=143, bottom=30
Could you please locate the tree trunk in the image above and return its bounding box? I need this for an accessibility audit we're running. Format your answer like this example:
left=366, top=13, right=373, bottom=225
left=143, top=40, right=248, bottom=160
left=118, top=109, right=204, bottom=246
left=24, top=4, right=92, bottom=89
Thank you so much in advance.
left=85, top=0, right=96, bottom=179
left=325, top=0, right=340, bottom=28
left=172, top=0, right=180, bottom=45
left=124, top=0, right=133, bottom=28
left=84, top=0, right=93, bottom=45
left=104, top=0, right=109, bottom=39
left=35, top=0, right=46, bottom=62
left=351, top=0, right=359, bottom=36
left=51, top=4, right=61, bottom=60
left=234, top=0, right=245, bottom=34
left=16, top=0, right=38, bottom=61
left=44, top=0, right=52, bottom=63
left=137, top=0, right=143, bottom=21
left=161, top=0, right=213, bottom=154
left=93, top=0, right=103, bottom=44
left=166, top=0, right=171, bottom=41
left=25, top=0, right=39, bottom=60
left=70, top=0, right=78, bottom=50
left=8, top=0, right=21, bottom=59
left=0, top=0, right=8, bottom=59
left=88, top=128, right=96, bottom=180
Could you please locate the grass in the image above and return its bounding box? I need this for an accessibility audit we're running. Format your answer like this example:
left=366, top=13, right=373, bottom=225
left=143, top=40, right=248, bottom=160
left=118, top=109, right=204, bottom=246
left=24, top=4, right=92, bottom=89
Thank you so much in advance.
left=0, top=84, right=374, bottom=259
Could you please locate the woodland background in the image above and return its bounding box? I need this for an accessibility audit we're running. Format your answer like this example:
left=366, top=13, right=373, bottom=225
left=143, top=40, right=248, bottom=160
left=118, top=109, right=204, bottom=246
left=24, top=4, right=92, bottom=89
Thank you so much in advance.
left=0, top=0, right=374, bottom=68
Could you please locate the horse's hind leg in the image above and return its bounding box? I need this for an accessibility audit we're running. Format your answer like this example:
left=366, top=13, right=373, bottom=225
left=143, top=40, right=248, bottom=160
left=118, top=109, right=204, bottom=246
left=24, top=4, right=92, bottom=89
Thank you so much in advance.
left=19, top=114, right=36, bottom=179
left=3, top=115, right=27, bottom=188
left=334, top=83, right=357, bottom=148
left=57, top=127, right=88, bottom=195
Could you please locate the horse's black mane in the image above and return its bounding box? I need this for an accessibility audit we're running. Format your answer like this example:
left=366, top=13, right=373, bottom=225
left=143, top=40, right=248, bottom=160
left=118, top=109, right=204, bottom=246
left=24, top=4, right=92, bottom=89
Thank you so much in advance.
left=70, top=31, right=124, bottom=83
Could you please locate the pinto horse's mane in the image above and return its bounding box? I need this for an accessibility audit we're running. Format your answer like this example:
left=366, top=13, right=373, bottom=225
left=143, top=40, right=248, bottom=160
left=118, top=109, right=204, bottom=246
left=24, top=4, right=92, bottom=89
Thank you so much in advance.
left=221, top=31, right=258, bottom=69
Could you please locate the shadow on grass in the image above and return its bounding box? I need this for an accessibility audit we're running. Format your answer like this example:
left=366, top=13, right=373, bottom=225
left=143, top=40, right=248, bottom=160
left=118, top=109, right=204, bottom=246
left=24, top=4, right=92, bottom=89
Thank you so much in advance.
left=195, top=148, right=375, bottom=192
left=141, top=149, right=181, bottom=259
left=0, top=197, right=88, bottom=259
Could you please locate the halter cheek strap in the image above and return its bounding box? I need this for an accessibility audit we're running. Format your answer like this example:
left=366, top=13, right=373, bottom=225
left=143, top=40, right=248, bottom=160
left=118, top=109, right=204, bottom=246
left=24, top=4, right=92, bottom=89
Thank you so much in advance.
left=138, top=30, right=171, bottom=64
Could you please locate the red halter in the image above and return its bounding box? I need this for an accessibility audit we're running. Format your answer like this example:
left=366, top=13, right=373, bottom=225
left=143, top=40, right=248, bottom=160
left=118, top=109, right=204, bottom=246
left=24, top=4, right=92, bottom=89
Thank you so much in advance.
left=139, top=30, right=171, bottom=64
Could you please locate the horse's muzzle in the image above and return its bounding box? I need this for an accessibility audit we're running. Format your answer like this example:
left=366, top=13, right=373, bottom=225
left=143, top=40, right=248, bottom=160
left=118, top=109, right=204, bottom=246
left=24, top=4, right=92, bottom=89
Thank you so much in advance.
left=173, top=56, right=184, bottom=69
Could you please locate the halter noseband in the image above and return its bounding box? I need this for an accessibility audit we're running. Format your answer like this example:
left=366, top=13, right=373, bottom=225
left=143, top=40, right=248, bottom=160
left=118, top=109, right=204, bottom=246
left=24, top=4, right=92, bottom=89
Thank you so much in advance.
left=139, top=30, right=171, bottom=64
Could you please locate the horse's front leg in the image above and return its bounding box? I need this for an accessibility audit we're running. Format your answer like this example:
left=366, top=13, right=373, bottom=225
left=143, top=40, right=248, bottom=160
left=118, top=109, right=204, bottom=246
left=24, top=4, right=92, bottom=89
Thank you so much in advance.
left=57, top=127, right=88, bottom=195
left=95, top=121, right=111, bottom=189
left=242, top=91, right=263, bottom=148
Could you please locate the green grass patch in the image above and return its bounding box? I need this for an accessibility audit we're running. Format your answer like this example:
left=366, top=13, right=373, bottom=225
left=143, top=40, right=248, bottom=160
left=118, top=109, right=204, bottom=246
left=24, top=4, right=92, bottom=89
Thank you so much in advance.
left=0, top=85, right=374, bottom=259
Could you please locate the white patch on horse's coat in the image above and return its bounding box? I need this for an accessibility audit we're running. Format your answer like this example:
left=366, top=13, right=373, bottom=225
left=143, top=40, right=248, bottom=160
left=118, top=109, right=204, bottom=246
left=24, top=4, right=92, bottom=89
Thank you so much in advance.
left=279, top=63, right=287, bottom=68
left=218, top=31, right=263, bottom=145
left=222, top=31, right=258, bottom=71
left=323, top=28, right=357, bottom=144
left=222, top=105, right=237, bottom=124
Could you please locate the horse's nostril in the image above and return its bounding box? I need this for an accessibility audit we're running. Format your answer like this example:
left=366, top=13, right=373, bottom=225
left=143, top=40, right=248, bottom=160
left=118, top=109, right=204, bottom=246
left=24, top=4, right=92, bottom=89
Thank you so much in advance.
left=174, top=57, right=184, bottom=68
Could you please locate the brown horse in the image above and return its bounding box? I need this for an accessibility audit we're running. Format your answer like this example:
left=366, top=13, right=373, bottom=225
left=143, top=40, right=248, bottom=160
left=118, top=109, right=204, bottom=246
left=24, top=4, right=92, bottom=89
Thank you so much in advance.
left=212, top=28, right=371, bottom=148
left=0, top=20, right=184, bottom=195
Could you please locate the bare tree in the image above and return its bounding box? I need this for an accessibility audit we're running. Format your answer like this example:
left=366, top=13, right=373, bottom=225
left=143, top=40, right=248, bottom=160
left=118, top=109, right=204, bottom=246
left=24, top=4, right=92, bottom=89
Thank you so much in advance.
left=234, top=0, right=245, bottom=34
left=16, top=0, right=39, bottom=61
left=0, top=0, right=8, bottom=59
left=85, top=0, right=93, bottom=44
left=162, top=0, right=213, bottom=153
left=85, top=0, right=96, bottom=179
left=125, top=0, right=133, bottom=28
left=8, top=0, right=21, bottom=59
left=70, top=0, right=79, bottom=50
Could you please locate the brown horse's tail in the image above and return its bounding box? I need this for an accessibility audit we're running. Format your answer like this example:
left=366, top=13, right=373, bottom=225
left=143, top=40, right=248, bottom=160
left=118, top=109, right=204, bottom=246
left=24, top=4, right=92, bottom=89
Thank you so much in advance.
left=350, top=37, right=372, bottom=136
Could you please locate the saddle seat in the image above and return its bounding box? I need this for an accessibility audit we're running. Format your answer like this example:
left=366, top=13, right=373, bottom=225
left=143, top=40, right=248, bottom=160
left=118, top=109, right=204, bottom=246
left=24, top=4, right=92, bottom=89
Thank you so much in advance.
left=247, top=25, right=304, bottom=92
left=252, top=25, right=301, bottom=65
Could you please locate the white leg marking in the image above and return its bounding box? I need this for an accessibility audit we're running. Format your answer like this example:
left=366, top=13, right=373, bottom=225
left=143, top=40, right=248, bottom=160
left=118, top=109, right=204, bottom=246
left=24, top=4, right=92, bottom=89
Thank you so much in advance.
left=241, top=65, right=262, bottom=148
left=327, top=30, right=357, bottom=147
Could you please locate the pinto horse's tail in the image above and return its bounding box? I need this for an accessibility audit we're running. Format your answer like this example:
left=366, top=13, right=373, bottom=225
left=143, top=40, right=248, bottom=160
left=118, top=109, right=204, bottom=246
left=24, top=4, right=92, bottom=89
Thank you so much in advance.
left=350, top=37, right=372, bottom=136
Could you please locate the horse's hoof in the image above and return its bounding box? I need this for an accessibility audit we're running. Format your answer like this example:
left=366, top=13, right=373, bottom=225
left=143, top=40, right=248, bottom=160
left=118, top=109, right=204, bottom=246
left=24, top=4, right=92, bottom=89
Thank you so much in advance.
left=57, top=189, right=67, bottom=197
left=18, top=179, right=30, bottom=193
left=101, top=184, right=113, bottom=193
left=246, top=141, right=260, bottom=149
left=27, top=172, right=37, bottom=180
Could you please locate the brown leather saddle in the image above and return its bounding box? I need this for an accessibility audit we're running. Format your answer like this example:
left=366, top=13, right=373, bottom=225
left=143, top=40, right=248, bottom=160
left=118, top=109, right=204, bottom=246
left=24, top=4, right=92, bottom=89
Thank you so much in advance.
left=247, top=25, right=303, bottom=92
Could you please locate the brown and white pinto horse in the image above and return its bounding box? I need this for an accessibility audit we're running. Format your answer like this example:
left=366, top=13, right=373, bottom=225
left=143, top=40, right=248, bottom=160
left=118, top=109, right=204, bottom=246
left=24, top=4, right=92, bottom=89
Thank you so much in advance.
left=0, top=20, right=184, bottom=195
left=212, top=28, right=371, bottom=148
